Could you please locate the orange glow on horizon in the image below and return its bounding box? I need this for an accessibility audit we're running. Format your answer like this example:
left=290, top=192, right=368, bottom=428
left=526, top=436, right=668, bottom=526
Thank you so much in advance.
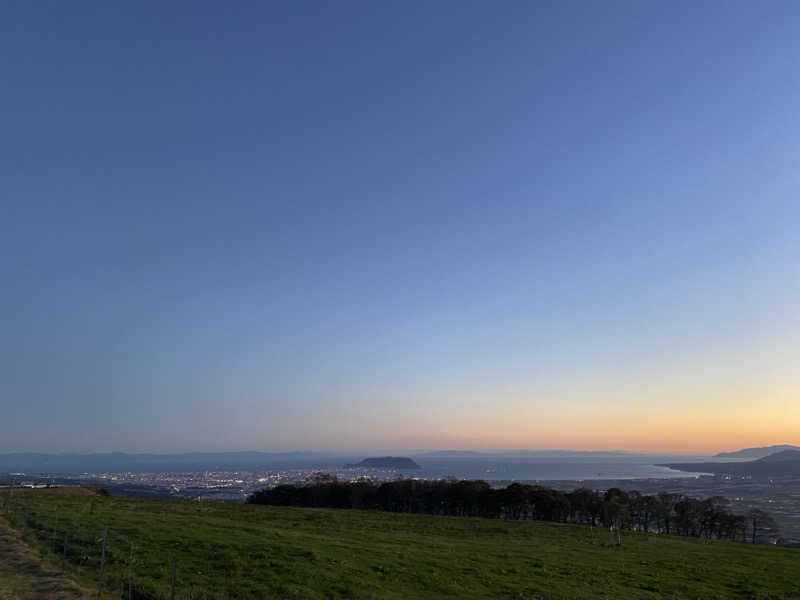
left=383, top=393, right=800, bottom=455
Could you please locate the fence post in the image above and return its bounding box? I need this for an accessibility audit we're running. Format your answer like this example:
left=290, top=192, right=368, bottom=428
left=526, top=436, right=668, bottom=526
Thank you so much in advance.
left=97, top=525, right=108, bottom=598
left=169, top=555, right=177, bottom=600
left=127, top=542, right=134, bottom=600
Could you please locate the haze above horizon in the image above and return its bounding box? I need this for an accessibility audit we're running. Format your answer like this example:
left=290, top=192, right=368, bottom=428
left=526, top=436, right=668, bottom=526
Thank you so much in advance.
left=3, top=1, right=799, bottom=454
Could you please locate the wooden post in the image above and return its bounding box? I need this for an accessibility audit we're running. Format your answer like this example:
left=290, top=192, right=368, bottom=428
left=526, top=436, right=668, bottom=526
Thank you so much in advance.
left=127, top=543, right=134, bottom=600
left=169, top=556, right=177, bottom=600
left=63, top=531, right=68, bottom=565
left=97, top=526, right=108, bottom=598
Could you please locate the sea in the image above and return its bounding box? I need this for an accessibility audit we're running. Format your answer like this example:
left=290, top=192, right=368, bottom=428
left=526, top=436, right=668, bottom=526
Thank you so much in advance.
left=408, top=455, right=708, bottom=481
left=318, top=453, right=714, bottom=482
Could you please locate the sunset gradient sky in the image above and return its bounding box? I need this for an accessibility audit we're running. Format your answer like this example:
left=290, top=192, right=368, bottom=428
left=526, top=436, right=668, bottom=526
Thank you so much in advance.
left=2, top=1, right=799, bottom=454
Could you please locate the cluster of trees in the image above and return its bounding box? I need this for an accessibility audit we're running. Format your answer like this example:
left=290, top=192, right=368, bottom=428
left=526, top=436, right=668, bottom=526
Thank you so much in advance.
left=247, top=477, right=779, bottom=544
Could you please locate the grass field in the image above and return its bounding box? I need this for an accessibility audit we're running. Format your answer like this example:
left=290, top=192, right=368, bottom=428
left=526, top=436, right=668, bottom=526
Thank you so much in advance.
left=1, top=488, right=798, bottom=599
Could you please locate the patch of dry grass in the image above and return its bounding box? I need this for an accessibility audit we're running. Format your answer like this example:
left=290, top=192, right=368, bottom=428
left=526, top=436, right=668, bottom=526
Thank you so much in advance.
left=0, top=517, right=92, bottom=600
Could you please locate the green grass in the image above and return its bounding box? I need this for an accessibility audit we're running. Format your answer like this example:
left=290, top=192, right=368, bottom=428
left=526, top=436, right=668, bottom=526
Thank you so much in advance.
left=2, top=489, right=799, bottom=599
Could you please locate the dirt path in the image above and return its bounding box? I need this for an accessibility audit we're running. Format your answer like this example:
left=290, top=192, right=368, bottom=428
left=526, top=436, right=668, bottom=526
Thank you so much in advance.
left=0, top=516, right=92, bottom=600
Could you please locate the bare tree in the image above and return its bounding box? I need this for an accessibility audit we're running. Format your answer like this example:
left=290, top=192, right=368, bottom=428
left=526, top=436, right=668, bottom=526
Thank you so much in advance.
left=747, top=509, right=778, bottom=544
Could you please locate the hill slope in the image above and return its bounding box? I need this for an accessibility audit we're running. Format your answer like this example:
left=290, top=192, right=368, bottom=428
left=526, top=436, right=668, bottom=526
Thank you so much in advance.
left=663, top=454, right=800, bottom=477
left=714, top=444, right=800, bottom=459
left=2, top=489, right=798, bottom=599
left=757, top=449, right=800, bottom=462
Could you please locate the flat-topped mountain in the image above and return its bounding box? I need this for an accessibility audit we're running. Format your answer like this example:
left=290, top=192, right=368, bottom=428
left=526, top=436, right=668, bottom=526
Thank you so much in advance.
left=714, top=444, right=800, bottom=459
left=345, top=457, right=421, bottom=469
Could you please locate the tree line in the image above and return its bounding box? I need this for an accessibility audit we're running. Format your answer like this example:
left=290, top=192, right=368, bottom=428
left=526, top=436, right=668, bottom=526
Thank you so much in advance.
left=246, top=477, right=779, bottom=544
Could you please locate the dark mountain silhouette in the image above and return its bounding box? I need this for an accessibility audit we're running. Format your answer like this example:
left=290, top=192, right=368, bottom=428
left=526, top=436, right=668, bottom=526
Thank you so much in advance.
left=757, top=450, right=800, bottom=462
left=345, top=457, right=421, bottom=469
left=714, top=444, right=800, bottom=459
left=663, top=449, right=800, bottom=478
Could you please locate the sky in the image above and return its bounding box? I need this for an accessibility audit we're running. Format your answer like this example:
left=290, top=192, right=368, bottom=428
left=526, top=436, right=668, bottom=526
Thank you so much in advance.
left=2, top=1, right=799, bottom=454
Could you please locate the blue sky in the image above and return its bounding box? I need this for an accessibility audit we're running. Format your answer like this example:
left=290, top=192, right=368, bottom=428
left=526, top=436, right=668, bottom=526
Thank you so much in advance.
left=2, top=1, right=799, bottom=453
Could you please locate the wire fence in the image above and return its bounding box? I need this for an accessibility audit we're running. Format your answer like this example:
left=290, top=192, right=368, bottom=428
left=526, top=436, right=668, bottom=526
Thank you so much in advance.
left=1, top=484, right=181, bottom=599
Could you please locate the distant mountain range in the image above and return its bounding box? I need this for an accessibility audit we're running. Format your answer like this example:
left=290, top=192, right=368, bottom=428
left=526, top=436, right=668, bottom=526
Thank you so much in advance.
left=663, top=449, right=800, bottom=478
left=0, top=451, right=350, bottom=474
left=411, top=449, right=644, bottom=458
left=714, top=444, right=800, bottom=459
left=414, top=450, right=485, bottom=457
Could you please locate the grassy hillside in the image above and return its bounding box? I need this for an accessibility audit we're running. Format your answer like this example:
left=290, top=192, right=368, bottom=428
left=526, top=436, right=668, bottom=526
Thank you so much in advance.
left=1, top=488, right=798, bottom=599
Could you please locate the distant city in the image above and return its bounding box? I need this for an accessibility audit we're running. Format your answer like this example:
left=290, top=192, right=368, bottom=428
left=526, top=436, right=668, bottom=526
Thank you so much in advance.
left=3, top=466, right=407, bottom=502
